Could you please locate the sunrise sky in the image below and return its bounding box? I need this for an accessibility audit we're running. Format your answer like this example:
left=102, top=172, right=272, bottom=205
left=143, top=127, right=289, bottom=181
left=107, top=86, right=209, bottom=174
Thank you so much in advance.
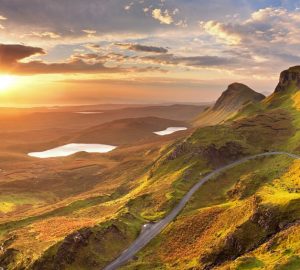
left=1, top=0, right=300, bottom=106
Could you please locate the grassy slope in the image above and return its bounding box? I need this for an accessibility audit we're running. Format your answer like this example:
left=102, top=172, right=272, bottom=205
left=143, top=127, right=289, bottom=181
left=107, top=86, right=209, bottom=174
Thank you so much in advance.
left=120, top=153, right=299, bottom=269
left=1, top=82, right=300, bottom=269
left=117, top=83, right=300, bottom=269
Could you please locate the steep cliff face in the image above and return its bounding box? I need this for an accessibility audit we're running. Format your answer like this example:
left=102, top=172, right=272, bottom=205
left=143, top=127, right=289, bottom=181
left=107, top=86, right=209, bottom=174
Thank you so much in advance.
left=275, top=66, right=300, bottom=93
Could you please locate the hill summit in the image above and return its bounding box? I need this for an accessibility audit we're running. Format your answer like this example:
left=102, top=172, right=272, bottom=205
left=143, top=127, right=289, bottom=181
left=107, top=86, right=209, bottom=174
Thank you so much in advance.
left=213, top=83, right=265, bottom=111
left=194, top=82, right=265, bottom=126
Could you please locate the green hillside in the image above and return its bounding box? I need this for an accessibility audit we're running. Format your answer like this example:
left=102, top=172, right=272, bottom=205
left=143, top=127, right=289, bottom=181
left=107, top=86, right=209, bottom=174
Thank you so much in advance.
left=118, top=66, right=300, bottom=270
left=1, top=67, right=300, bottom=270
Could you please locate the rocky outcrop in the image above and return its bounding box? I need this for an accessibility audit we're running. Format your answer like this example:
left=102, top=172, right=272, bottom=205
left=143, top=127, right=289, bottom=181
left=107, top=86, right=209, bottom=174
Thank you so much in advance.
left=166, top=140, right=245, bottom=167
left=275, top=66, right=300, bottom=93
left=201, top=142, right=245, bottom=166
left=0, top=235, right=19, bottom=269
left=33, top=228, right=93, bottom=270
left=166, top=141, right=192, bottom=161
left=32, top=223, right=128, bottom=270
left=54, top=229, right=92, bottom=266
left=201, top=203, right=299, bottom=270
left=0, top=248, right=19, bottom=268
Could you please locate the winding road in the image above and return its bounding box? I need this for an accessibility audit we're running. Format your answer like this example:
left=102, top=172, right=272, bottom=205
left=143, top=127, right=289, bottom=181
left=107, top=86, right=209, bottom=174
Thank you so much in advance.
left=103, top=152, right=300, bottom=270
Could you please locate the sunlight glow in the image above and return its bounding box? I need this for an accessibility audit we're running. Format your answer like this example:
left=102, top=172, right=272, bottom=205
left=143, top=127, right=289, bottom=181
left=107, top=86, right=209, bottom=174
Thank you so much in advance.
left=0, top=75, right=16, bottom=92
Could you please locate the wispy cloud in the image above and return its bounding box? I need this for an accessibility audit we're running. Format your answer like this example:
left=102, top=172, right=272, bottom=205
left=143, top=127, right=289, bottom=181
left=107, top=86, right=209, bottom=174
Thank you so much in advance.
left=0, top=14, right=7, bottom=29
left=116, top=43, right=168, bottom=53
left=83, top=43, right=102, bottom=52
left=22, top=31, right=61, bottom=39
left=152, top=9, right=174, bottom=24
left=142, top=53, right=239, bottom=68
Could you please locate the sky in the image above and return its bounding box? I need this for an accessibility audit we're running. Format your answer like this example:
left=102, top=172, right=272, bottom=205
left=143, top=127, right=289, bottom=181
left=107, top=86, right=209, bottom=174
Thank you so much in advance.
left=0, top=0, right=300, bottom=106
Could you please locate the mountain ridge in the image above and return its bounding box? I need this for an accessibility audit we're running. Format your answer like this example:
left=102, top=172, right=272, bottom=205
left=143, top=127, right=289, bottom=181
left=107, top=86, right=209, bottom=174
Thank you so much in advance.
left=193, top=82, right=265, bottom=127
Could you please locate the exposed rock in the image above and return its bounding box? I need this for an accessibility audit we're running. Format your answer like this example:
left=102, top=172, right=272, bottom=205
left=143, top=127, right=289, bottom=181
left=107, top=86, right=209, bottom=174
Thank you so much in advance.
left=166, top=141, right=192, bottom=161
left=227, top=178, right=267, bottom=200
left=166, top=140, right=245, bottom=167
left=33, top=228, right=93, bottom=270
left=200, top=204, right=298, bottom=269
left=54, top=228, right=92, bottom=266
left=0, top=235, right=19, bottom=268
left=275, top=66, right=300, bottom=93
left=250, top=207, right=279, bottom=231
left=32, top=223, right=127, bottom=270
left=0, top=248, right=19, bottom=267
left=201, top=142, right=246, bottom=167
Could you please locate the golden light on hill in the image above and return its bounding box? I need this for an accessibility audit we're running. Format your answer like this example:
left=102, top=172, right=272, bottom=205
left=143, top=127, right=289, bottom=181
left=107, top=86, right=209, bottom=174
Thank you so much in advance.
left=0, top=75, right=16, bottom=92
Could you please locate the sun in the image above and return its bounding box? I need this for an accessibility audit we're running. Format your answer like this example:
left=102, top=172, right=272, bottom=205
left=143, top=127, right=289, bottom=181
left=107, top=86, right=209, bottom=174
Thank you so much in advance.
left=0, top=75, right=16, bottom=92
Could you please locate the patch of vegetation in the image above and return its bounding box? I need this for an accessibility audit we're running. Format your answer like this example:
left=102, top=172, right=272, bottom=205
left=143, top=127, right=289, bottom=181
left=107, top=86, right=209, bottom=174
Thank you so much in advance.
left=275, top=256, right=300, bottom=270
left=0, top=193, right=49, bottom=215
left=32, top=212, right=145, bottom=270
left=0, top=195, right=110, bottom=235
left=236, top=257, right=265, bottom=270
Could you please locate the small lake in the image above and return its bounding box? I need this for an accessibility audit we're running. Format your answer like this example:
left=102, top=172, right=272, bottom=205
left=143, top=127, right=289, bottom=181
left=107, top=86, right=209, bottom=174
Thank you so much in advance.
left=154, top=127, right=188, bottom=136
left=28, top=143, right=117, bottom=158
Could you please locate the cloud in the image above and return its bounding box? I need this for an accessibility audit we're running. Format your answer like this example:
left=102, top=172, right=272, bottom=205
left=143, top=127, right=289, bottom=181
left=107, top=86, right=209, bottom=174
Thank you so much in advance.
left=22, top=31, right=61, bottom=39
left=0, top=43, right=164, bottom=75
left=82, top=29, right=97, bottom=38
left=0, top=44, right=236, bottom=74
left=0, top=14, right=7, bottom=29
left=124, top=2, right=134, bottom=11
left=0, top=0, right=271, bottom=43
left=83, top=43, right=101, bottom=52
left=14, top=59, right=122, bottom=75
left=142, top=53, right=238, bottom=68
left=202, top=21, right=241, bottom=45
left=199, top=7, right=300, bottom=74
left=152, top=9, right=174, bottom=24
left=0, top=43, right=122, bottom=74
left=60, top=76, right=225, bottom=90
left=173, top=8, right=179, bottom=15
left=203, top=7, right=300, bottom=48
left=0, top=44, right=45, bottom=64
left=116, top=43, right=168, bottom=53
left=70, top=51, right=129, bottom=63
